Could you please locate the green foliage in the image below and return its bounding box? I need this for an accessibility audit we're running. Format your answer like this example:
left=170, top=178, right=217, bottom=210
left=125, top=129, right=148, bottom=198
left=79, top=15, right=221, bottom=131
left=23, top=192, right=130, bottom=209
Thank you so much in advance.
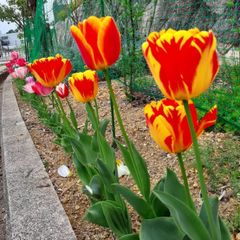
left=194, top=60, right=240, bottom=134
left=85, top=200, right=132, bottom=237
left=140, top=217, right=185, bottom=240
left=203, top=137, right=240, bottom=196
left=228, top=207, right=240, bottom=233
left=117, top=141, right=150, bottom=200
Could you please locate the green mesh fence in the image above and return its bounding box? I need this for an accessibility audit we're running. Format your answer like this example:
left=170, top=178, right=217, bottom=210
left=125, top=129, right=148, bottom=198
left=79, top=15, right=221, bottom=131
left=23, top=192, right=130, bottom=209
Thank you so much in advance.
left=24, top=0, right=240, bottom=133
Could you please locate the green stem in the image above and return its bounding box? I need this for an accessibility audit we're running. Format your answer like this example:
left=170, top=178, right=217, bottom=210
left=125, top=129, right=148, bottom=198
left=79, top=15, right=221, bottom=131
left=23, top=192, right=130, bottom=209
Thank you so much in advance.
left=86, top=101, right=99, bottom=129
left=177, top=153, right=196, bottom=212
left=53, top=91, right=74, bottom=133
left=66, top=98, right=78, bottom=130
left=103, top=69, right=131, bottom=150
left=103, top=69, right=147, bottom=198
left=94, top=98, right=100, bottom=123
left=183, top=100, right=217, bottom=240
left=87, top=101, right=119, bottom=181
left=110, top=96, right=117, bottom=148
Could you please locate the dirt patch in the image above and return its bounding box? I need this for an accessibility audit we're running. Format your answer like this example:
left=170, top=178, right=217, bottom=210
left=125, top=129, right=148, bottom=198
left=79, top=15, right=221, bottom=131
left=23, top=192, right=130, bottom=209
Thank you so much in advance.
left=13, top=80, right=239, bottom=239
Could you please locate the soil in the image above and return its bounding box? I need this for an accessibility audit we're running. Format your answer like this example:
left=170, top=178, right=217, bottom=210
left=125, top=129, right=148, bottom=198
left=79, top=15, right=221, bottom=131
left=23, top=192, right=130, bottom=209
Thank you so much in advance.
left=13, top=80, right=240, bottom=240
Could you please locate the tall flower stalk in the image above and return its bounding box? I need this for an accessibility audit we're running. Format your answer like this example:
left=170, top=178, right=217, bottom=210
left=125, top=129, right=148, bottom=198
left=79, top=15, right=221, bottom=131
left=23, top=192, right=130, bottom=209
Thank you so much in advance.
left=183, top=100, right=217, bottom=239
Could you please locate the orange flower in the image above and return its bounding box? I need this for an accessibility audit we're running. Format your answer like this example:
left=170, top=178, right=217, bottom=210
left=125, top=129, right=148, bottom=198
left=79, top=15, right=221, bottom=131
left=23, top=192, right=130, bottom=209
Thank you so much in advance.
left=70, top=16, right=121, bottom=70
left=68, top=70, right=98, bottom=103
left=142, top=28, right=219, bottom=100
left=28, top=54, right=72, bottom=88
left=144, top=99, right=217, bottom=153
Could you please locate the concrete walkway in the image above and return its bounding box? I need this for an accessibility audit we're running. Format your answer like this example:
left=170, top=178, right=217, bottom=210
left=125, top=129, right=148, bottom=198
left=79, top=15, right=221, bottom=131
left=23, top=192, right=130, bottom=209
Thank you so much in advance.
left=1, top=76, right=77, bottom=239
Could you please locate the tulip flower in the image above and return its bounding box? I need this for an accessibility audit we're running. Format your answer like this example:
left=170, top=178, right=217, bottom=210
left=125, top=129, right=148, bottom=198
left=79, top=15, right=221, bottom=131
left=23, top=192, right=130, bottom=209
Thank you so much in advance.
left=28, top=54, right=72, bottom=88
left=56, top=83, right=69, bottom=99
left=142, top=28, right=219, bottom=100
left=10, top=51, right=19, bottom=60
left=68, top=70, right=98, bottom=103
left=25, top=76, right=35, bottom=84
left=16, top=57, right=27, bottom=67
left=14, top=66, right=28, bottom=79
left=144, top=99, right=217, bottom=153
left=70, top=16, right=121, bottom=70
left=23, top=79, right=53, bottom=96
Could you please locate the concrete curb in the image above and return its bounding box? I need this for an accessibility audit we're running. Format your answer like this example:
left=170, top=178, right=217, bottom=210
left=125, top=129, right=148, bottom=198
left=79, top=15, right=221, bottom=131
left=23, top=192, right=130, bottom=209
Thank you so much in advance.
left=1, top=77, right=77, bottom=240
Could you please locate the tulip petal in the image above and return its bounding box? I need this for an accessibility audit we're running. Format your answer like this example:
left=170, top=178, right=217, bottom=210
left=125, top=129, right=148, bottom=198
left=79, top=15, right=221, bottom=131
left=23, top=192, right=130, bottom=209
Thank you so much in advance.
left=98, top=16, right=121, bottom=68
left=191, top=32, right=219, bottom=98
left=196, top=105, right=217, bottom=136
left=71, top=25, right=97, bottom=69
left=83, top=16, right=105, bottom=67
left=57, top=165, right=71, bottom=178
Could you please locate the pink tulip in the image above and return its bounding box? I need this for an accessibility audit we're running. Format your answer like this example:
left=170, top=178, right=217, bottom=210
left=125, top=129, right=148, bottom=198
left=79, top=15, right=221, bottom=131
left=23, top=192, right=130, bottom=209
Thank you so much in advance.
left=23, top=79, right=53, bottom=96
left=16, top=58, right=27, bottom=67
left=23, top=81, right=35, bottom=93
left=25, top=76, right=35, bottom=84
left=32, top=82, right=53, bottom=96
left=10, top=51, right=19, bottom=60
left=14, top=67, right=28, bottom=79
left=56, top=83, right=69, bottom=99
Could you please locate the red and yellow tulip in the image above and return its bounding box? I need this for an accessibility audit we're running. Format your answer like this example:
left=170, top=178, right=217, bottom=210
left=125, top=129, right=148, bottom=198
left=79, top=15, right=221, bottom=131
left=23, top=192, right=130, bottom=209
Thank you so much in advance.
left=142, top=28, right=219, bottom=100
left=28, top=54, right=72, bottom=88
left=144, top=99, right=217, bottom=153
left=68, top=70, right=98, bottom=103
left=70, top=16, right=121, bottom=70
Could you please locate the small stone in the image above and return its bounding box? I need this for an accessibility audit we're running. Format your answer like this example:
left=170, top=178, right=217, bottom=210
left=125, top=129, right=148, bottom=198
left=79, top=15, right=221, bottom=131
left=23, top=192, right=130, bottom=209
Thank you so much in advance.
left=193, top=182, right=198, bottom=188
left=75, top=205, right=80, bottom=210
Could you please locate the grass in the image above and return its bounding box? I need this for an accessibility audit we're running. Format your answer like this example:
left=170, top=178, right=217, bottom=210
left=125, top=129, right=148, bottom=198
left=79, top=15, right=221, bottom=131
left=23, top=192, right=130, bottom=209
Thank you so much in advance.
left=203, top=137, right=240, bottom=196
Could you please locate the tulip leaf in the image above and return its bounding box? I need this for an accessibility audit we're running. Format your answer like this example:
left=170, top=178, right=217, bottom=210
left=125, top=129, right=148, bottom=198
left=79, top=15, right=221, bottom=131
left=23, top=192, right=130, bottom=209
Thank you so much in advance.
left=113, top=184, right=155, bottom=219
left=69, top=108, right=78, bottom=129
left=150, top=178, right=170, bottom=217
left=140, top=217, right=185, bottom=240
left=84, top=201, right=109, bottom=228
left=68, top=134, right=98, bottom=165
left=101, top=200, right=132, bottom=237
left=97, top=131, right=115, bottom=172
left=154, top=191, right=211, bottom=240
left=99, top=119, right=110, bottom=136
left=89, top=175, right=105, bottom=200
left=199, top=197, right=231, bottom=239
left=97, top=159, right=115, bottom=193
left=72, top=154, right=92, bottom=185
left=85, top=102, right=98, bottom=130
left=119, top=233, right=139, bottom=240
left=219, top=217, right=231, bottom=240
left=85, top=200, right=132, bottom=237
left=117, top=141, right=150, bottom=199
left=164, top=169, right=195, bottom=208
left=199, top=196, right=220, bottom=238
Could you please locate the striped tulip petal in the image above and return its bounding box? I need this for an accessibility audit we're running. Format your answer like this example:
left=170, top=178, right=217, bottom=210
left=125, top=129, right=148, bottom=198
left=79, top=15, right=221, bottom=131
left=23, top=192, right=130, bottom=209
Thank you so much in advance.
left=144, top=99, right=217, bottom=153
left=70, top=16, right=121, bottom=70
left=56, top=83, right=69, bottom=99
left=28, top=54, right=72, bottom=88
left=142, top=28, right=219, bottom=100
left=68, top=70, right=98, bottom=103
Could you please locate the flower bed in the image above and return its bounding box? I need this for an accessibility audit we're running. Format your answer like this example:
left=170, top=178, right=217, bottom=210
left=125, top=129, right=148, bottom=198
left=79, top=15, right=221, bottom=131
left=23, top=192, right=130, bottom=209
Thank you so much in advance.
left=14, top=81, right=239, bottom=239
